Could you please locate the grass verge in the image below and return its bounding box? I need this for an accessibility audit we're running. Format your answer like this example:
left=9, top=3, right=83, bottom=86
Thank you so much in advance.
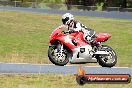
left=0, top=74, right=132, bottom=88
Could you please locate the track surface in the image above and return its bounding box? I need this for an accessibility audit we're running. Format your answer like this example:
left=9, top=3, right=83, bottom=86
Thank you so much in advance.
left=0, top=6, right=132, bottom=20
left=0, top=63, right=132, bottom=75
left=0, top=7, right=132, bottom=75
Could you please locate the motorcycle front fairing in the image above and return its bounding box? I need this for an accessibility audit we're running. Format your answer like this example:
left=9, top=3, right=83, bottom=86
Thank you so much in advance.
left=56, top=32, right=87, bottom=49
left=50, top=28, right=88, bottom=50
left=50, top=25, right=65, bottom=44
left=50, top=29, right=94, bottom=62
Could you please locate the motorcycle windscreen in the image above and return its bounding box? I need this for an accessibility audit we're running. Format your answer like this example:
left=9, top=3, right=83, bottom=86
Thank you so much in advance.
left=96, top=33, right=112, bottom=42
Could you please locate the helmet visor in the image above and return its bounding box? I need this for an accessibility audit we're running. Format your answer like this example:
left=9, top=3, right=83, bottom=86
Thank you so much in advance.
left=62, top=17, right=69, bottom=25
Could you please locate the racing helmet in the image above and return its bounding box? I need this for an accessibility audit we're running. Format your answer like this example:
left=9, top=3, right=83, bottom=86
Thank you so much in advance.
left=62, top=13, right=74, bottom=25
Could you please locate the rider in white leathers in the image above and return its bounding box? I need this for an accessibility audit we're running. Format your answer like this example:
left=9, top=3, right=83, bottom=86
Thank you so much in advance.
left=62, top=13, right=99, bottom=46
left=62, top=13, right=99, bottom=62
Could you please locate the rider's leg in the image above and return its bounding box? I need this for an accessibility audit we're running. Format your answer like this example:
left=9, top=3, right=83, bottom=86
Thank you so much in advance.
left=91, top=39, right=100, bottom=46
left=84, top=29, right=100, bottom=46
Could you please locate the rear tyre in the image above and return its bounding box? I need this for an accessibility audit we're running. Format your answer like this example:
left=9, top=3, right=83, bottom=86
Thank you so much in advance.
left=97, top=45, right=117, bottom=67
left=48, top=45, right=69, bottom=66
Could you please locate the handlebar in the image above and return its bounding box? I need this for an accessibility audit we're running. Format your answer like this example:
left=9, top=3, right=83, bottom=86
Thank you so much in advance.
left=62, top=30, right=79, bottom=34
left=62, top=31, right=69, bottom=34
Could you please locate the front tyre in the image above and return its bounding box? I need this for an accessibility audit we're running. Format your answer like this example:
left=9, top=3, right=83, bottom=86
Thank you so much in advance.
left=97, top=45, right=117, bottom=67
left=48, top=45, right=69, bottom=66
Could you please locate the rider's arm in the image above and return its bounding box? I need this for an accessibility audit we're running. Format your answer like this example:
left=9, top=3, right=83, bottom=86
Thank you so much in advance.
left=75, top=22, right=83, bottom=32
left=68, top=23, right=82, bottom=34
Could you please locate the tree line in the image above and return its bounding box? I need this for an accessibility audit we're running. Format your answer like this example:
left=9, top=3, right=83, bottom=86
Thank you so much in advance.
left=9, top=0, right=132, bottom=8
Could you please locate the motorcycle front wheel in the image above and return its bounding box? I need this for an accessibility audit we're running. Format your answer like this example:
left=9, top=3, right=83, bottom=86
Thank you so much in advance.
left=48, top=45, right=69, bottom=66
left=97, top=45, right=117, bottom=67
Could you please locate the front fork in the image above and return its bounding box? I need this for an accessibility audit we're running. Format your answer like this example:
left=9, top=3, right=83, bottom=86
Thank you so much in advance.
left=57, top=43, right=64, bottom=56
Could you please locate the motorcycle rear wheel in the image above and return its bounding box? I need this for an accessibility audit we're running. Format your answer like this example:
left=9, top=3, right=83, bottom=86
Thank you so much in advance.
left=97, top=45, right=117, bottom=67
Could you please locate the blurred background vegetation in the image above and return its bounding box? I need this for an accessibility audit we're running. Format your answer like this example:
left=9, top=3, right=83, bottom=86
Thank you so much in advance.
left=0, top=0, right=132, bottom=11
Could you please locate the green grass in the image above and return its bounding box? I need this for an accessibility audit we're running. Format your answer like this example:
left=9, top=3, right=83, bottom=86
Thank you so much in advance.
left=0, top=74, right=132, bottom=88
left=0, top=10, right=132, bottom=67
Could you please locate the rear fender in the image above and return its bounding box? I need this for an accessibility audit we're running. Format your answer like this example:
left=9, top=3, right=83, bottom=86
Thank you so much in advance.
left=96, top=33, right=112, bottom=42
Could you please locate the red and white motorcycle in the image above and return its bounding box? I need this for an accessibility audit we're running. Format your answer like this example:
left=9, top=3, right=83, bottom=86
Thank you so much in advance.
left=48, top=25, right=117, bottom=67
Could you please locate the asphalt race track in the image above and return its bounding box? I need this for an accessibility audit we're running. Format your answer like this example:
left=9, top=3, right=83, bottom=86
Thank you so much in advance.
left=0, top=6, right=132, bottom=20
left=0, top=63, right=132, bottom=75
left=0, top=6, right=132, bottom=75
